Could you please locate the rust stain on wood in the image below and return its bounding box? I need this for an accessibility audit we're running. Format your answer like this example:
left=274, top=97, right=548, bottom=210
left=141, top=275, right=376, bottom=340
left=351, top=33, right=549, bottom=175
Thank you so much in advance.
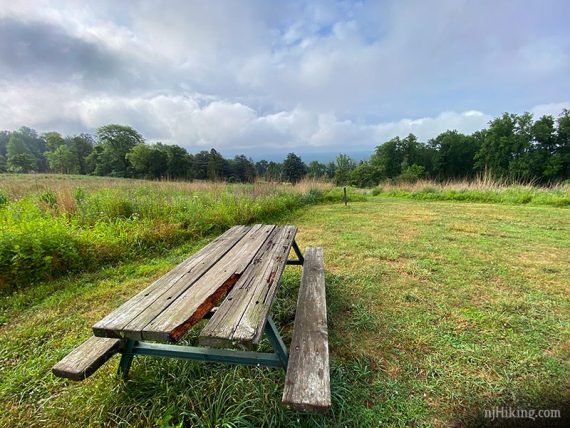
left=169, top=273, right=242, bottom=341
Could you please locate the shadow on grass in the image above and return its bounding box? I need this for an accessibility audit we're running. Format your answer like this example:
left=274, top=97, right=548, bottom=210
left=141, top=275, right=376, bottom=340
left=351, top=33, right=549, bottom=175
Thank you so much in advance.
left=456, top=396, right=569, bottom=428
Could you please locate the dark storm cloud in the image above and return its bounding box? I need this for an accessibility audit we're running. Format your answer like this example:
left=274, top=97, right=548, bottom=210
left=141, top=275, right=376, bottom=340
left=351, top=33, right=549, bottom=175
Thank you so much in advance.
left=0, top=17, right=135, bottom=90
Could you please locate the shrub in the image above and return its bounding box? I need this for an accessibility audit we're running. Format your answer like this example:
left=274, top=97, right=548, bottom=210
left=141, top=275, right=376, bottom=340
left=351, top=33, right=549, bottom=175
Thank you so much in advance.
left=73, top=187, right=86, bottom=204
left=323, top=187, right=367, bottom=203
left=300, top=188, right=323, bottom=205
left=398, top=164, right=425, bottom=183
left=0, top=182, right=330, bottom=289
left=39, top=190, right=58, bottom=207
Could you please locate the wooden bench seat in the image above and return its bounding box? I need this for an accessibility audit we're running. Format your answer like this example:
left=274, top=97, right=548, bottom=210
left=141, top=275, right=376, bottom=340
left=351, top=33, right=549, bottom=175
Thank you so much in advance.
left=52, top=336, right=121, bottom=381
left=282, top=247, right=331, bottom=412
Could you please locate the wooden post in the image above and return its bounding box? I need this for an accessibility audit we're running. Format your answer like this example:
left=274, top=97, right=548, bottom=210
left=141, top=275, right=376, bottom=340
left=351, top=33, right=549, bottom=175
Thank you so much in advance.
left=343, top=187, right=347, bottom=206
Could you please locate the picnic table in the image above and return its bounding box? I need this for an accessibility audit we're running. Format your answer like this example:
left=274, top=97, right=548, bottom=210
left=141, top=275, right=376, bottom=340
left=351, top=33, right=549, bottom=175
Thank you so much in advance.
left=52, top=225, right=330, bottom=412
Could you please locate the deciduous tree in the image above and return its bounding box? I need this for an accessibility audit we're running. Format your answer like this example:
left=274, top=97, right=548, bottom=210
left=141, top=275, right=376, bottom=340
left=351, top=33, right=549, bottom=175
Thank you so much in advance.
left=334, top=153, right=356, bottom=185
left=282, top=153, right=306, bottom=184
left=93, top=124, right=144, bottom=177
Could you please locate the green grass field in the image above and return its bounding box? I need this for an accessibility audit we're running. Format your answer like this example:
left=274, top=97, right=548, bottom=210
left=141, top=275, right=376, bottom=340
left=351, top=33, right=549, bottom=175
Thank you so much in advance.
left=0, top=177, right=569, bottom=427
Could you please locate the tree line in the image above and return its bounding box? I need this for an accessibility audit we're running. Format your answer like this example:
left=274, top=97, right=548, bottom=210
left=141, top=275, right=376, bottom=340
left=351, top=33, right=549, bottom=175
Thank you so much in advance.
left=1, top=109, right=569, bottom=185
left=343, top=109, right=570, bottom=186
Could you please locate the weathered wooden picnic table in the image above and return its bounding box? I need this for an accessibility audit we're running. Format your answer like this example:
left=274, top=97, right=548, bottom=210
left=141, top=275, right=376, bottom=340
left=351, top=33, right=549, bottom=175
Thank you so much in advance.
left=52, top=224, right=330, bottom=412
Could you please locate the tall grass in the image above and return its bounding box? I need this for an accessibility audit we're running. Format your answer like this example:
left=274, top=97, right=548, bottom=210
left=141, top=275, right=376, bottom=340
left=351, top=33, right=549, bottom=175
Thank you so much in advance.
left=372, top=176, right=570, bottom=207
left=0, top=176, right=334, bottom=290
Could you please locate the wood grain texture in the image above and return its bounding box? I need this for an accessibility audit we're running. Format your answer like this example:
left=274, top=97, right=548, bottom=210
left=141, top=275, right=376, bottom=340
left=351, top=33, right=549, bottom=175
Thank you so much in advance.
left=92, top=226, right=250, bottom=339
left=199, top=226, right=297, bottom=348
left=141, top=225, right=275, bottom=342
left=282, top=247, right=330, bottom=412
left=52, top=336, right=121, bottom=381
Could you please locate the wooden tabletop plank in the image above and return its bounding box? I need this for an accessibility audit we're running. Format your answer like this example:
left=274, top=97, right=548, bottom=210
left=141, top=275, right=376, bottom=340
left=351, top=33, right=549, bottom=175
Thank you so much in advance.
left=93, top=225, right=251, bottom=338
left=199, top=225, right=297, bottom=348
left=140, top=224, right=276, bottom=342
left=120, top=225, right=256, bottom=340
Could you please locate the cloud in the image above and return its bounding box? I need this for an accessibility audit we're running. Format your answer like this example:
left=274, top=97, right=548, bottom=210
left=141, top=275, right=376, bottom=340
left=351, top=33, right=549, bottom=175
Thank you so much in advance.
left=0, top=0, right=569, bottom=155
left=14, top=90, right=490, bottom=152
left=0, top=17, right=140, bottom=90
left=530, top=102, right=570, bottom=118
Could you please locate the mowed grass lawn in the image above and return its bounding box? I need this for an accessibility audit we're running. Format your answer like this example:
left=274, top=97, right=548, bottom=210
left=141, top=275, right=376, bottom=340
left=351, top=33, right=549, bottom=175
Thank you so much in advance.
left=1, top=198, right=569, bottom=427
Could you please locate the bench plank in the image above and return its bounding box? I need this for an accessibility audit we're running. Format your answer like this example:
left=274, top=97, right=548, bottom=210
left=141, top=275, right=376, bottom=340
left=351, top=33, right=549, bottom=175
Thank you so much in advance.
left=93, top=225, right=250, bottom=339
left=282, top=247, right=330, bottom=412
left=199, top=225, right=297, bottom=348
left=52, top=336, right=121, bottom=381
left=141, top=225, right=275, bottom=342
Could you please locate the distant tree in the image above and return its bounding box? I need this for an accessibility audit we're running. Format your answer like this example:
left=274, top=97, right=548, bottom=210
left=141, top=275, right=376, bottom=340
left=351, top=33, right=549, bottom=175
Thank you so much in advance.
left=42, top=132, right=65, bottom=152
left=158, top=144, right=192, bottom=179
left=472, top=112, right=565, bottom=181
left=475, top=113, right=519, bottom=179
left=527, top=110, right=570, bottom=181
left=554, top=109, right=570, bottom=180
left=42, top=131, right=91, bottom=175
left=93, top=124, right=144, bottom=177
left=371, top=134, right=430, bottom=179
left=16, top=126, right=48, bottom=172
left=85, top=145, right=102, bottom=175
left=46, top=145, right=79, bottom=174
left=334, top=153, right=356, bottom=185
left=126, top=144, right=168, bottom=178
left=507, top=113, right=536, bottom=180
left=5, top=127, right=47, bottom=172
left=266, top=161, right=282, bottom=181
left=325, top=161, right=336, bottom=179
left=255, top=160, right=269, bottom=177
left=3, top=107, right=569, bottom=184
left=282, top=153, right=306, bottom=184
left=370, top=137, right=403, bottom=178
left=67, top=134, right=94, bottom=175
left=307, top=160, right=327, bottom=179
left=349, top=161, right=382, bottom=187
left=207, top=148, right=229, bottom=180
left=230, top=155, right=256, bottom=182
left=6, top=134, right=37, bottom=172
left=21, top=127, right=48, bottom=171
left=192, top=150, right=211, bottom=179
left=429, top=130, right=479, bottom=180
left=0, top=131, right=9, bottom=157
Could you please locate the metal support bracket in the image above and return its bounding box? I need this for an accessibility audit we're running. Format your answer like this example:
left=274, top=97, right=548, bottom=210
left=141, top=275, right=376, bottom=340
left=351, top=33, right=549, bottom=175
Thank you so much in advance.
left=116, top=316, right=288, bottom=378
left=286, top=240, right=304, bottom=266
left=264, top=316, right=289, bottom=367
left=117, top=338, right=136, bottom=378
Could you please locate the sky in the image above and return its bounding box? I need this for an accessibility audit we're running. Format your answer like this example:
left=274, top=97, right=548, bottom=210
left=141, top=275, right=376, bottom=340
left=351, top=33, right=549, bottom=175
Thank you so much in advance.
left=1, top=0, right=569, bottom=159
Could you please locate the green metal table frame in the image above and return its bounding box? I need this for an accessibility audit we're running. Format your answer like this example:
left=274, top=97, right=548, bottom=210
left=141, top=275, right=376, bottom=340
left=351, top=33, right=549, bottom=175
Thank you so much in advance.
left=117, top=239, right=305, bottom=378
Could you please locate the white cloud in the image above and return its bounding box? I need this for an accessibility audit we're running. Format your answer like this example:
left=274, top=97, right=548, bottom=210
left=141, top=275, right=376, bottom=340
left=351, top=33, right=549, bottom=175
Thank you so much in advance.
left=530, top=102, right=570, bottom=118
left=0, top=86, right=491, bottom=151
left=0, top=0, right=569, bottom=154
left=74, top=95, right=492, bottom=150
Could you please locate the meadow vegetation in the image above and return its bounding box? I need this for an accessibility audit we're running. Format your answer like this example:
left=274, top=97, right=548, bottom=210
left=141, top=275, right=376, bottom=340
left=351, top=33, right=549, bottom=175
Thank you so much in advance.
left=0, top=190, right=568, bottom=427
left=0, top=175, right=340, bottom=289
left=371, top=177, right=570, bottom=207
left=1, top=174, right=568, bottom=291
